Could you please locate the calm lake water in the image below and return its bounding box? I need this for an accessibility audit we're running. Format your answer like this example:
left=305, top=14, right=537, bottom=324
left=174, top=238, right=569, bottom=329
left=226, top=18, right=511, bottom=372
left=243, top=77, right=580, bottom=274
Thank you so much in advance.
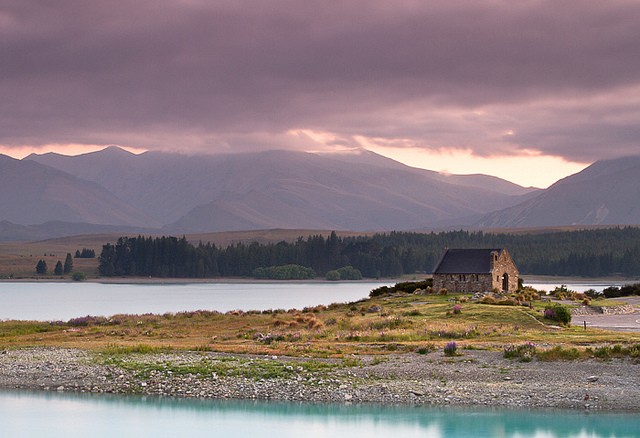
left=0, top=281, right=389, bottom=321
left=0, top=391, right=638, bottom=438
left=524, top=280, right=630, bottom=294
left=0, top=279, right=627, bottom=321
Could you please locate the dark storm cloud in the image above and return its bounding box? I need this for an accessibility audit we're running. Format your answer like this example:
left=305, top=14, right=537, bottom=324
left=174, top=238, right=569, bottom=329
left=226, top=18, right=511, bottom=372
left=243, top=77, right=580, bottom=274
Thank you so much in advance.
left=1, top=0, right=639, bottom=160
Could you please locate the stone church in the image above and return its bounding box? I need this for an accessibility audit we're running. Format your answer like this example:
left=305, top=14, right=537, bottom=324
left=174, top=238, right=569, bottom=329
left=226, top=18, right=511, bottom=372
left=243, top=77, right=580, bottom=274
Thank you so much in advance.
left=432, top=248, right=519, bottom=294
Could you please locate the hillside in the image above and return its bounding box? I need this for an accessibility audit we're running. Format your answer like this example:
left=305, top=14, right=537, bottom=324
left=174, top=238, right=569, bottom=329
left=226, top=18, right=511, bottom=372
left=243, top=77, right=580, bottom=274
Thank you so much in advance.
left=476, top=155, right=640, bottom=228
left=27, top=148, right=534, bottom=232
left=0, top=155, right=158, bottom=228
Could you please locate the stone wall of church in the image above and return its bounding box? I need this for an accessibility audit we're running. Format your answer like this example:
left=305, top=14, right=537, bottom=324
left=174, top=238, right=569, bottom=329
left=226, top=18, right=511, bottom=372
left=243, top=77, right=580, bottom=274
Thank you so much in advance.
left=490, top=250, right=520, bottom=292
left=433, top=250, right=520, bottom=293
left=433, top=274, right=493, bottom=293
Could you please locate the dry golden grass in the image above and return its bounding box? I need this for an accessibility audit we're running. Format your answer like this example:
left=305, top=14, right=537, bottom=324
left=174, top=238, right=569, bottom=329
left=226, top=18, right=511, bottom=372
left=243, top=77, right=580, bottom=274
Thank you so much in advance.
left=2, top=294, right=638, bottom=356
left=0, top=239, right=102, bottom=278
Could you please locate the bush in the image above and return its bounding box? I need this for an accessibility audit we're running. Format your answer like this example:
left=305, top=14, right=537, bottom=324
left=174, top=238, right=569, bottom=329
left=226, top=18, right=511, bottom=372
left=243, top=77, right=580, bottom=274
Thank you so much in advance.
left=71, top=271, right=87, bottom=281
left=336, top=266, right=362, bottom=280
left=416, top=343, right=435, bottom=355
left=603, top=284, right=640, bottom=298
left=537, top=345, right=580, bottom=361
left=452, top=304, right=462, bottom=314
left=504, top=343, right=536, bottom=362
left=443, top=341, right=457, bottom=356
left=543, top=304, right=572, bottom=326
left=253, top=264, right=315, bottom=280
left=584, top=288, right=601, bottom=299
left=325, top=270, right=341, bottom=281
left=370, top=280, right=433, bottom=297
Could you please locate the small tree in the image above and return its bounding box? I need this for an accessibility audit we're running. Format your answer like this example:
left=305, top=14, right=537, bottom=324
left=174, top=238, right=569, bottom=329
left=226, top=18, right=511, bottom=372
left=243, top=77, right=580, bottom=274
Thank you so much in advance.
left=36, top=259, right=48, bottom=275
left=325, top=270, right=341, bottom=281
left=63, top=253, right=73, bottom=274
left=54, top=260, right=63, bottom=275
left=72, top=271, right=86, bottom=281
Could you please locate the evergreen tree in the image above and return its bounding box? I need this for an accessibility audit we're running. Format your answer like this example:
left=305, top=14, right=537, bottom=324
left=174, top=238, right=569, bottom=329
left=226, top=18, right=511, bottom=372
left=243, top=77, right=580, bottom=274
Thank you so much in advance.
left=54, top=260, right=63, bottom=275
left=36, top=259, right=47, bottom=274
left=64, top=253, right=73, bottom=274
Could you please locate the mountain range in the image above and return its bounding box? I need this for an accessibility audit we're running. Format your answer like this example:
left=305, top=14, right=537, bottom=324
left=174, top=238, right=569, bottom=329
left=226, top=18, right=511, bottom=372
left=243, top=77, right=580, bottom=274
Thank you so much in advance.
left=0, top=147, right=638, bottom=241
left=475, top=155, right=640, bottom=228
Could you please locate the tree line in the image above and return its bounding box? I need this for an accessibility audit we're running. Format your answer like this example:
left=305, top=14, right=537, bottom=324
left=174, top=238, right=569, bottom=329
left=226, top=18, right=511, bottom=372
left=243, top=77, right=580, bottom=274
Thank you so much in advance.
left=97, top=227, right=640, bottom=278
left=36, top=253, right=73, bottom=275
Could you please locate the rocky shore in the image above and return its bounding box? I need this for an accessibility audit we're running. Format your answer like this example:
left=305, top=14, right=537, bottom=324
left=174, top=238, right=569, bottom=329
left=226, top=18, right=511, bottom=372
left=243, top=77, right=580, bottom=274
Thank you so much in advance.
left=1, top=347, right=639, bottom=411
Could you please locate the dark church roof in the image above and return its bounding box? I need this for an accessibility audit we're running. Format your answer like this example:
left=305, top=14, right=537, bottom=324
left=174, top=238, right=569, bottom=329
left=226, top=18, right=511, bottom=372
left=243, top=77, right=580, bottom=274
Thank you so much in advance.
left=432, top=248, right=503, bottom=274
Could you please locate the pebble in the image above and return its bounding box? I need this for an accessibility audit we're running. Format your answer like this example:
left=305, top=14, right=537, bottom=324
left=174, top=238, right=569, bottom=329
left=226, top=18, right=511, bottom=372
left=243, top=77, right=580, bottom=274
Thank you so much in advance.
left=1, top=348, right=639, bottom=411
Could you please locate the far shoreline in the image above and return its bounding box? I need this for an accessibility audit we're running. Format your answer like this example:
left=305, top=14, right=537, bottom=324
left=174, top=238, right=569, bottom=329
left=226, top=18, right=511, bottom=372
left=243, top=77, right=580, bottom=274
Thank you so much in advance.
left=0, top=276, right=397, bottom=284
left=1, top=274, right=637, bottom=285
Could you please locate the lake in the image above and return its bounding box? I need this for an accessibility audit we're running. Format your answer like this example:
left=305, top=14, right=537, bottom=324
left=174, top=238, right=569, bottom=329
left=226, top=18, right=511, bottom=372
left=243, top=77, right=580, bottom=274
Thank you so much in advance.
left=524, top=279, right=630, bottom=294
left=0, top=281, right=390, bottom=321
left=0, top=279, right=628, bottom=321
left=0, top=391, right=638, bottom=438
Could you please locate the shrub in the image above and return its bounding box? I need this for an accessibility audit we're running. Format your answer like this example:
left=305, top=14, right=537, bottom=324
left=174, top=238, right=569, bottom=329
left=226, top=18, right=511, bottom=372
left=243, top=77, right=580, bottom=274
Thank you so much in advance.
left=369, top=286, right=390, bottom=297
left=252, top=264, right=315, bottom=280
left=543, top=304, right=572, bottom=326
left=480, top=296, right=496, bottom=304
left=369, top=280, right=433, bottom=297
left=443, top=341, right=457, bottom=356
left=72, top=271, right=87, bottom=281
left=550, top=285, right=573, bottom=300
left=67, top=315, right=109, bottom=326
left=584, top=288, right=600, bottom=299
left=503, top=343, right=536, bottom=362
left=536, top=345, right=581, bottom=361
left=416, top=343, right=435, bottom=355
left=452, top=304, right=462, bottom=314
left=325, top=270, right=341, bottom=281
left=336, top=266, right=363, bottom=280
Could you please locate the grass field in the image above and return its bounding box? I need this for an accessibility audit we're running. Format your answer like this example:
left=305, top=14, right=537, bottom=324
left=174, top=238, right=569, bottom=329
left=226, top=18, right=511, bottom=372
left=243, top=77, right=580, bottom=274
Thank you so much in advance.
left=1, top=292, right=638, bottom=356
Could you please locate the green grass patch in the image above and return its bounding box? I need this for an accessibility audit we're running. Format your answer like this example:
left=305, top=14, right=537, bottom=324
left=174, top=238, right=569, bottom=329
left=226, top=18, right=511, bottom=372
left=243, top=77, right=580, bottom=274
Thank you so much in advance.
left=98, top=353, right=343, bottom=381
left=0, top=321, right=65, bottom=337
left=99, top=343, right=173, bottom=355
left=536, top=345, right=582, bottom=361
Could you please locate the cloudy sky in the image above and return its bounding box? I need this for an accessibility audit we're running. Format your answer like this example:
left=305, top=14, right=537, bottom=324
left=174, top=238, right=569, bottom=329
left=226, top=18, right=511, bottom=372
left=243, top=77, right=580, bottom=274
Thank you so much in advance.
left=2, top=0, right=639, bottom=187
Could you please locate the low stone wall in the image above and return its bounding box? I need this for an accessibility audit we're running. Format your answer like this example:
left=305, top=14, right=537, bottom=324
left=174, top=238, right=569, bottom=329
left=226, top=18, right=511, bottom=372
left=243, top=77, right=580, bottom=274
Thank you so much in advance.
left=571, top=305, right=636, bottom=316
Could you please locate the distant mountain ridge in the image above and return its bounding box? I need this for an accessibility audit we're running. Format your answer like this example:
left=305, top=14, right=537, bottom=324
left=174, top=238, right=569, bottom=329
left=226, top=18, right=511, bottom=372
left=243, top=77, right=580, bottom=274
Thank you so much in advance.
left=26, top=148, right=536, bottom=233
left=2, top=146, right=635, bottom=241
left=475, top=155, right=640, bottom=227
left=0, top=154, right=158, bottom=228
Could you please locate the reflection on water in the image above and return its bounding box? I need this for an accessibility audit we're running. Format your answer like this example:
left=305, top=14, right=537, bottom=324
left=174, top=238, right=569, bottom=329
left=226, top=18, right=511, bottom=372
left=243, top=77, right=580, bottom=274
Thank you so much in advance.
left=0, top=391, right=638, bottom=438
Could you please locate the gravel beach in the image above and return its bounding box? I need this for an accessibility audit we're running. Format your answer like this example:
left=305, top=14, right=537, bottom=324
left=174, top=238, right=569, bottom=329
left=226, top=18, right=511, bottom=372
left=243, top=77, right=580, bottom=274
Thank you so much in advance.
left=1, top=347, right=639, bottom=411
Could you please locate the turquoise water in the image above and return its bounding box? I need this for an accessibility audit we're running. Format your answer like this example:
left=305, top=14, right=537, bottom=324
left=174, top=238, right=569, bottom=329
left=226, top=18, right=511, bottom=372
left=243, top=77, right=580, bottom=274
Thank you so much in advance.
left=0, top=282, right=388, bottom=321
left=0, top=391, right=638, bottom=437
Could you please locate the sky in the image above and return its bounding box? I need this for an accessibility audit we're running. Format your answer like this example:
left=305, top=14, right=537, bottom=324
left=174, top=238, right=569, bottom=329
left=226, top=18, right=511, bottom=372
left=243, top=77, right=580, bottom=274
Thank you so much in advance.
left=2, top=1, right=639, bottom=188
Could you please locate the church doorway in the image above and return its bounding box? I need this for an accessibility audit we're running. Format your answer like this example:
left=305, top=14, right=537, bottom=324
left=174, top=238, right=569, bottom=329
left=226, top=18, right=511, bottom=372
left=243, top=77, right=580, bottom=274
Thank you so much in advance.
left=502, top=273, right=509, bottom=291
